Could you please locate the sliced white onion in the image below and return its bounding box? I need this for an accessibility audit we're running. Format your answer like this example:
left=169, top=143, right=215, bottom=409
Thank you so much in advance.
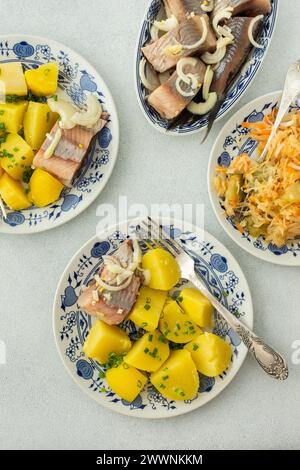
left=217, top=25, right=234, bottom=40
left=96, top=274, right=133, bottom=292
left=180, top=16, right=208, bottom=50
left=202, top=65, right=214, bottom=101
left=201, top=37, right=233, bottom=64
left=175, top=74, right=200, bottom=97
left=44, top=127, right=62, bottom=159
left=139, top=58, right=159, bottom=91
left=102, top=256, right=133, bottom=277
left=0, top=196, right=7, bottom=219
left=150, top=25, right=159, bottom=41
left=176, top=57, right=198, bottom=85
left=187, top=92, right=217, bottom=115
left=71, top=94, right=102, bottom=128
left=201, top=0, right=214, bottom=13
left=154, top=15, right=179, bottom=32
left=248, top=15, right=264, bottom=49
left=212, top=7, right=233, bottom=35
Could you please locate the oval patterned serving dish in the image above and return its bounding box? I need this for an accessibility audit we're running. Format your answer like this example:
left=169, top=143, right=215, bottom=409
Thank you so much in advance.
left=53, top=219, right=253, bottom=418
left=134, top=0, right=278, bottom=135
left=0, top=35, right=119, bottom=234
left=208, top=90, right=300, bottom=266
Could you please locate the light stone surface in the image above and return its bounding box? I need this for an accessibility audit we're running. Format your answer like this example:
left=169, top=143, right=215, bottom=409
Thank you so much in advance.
left=0, top=0, right=299, bottom=450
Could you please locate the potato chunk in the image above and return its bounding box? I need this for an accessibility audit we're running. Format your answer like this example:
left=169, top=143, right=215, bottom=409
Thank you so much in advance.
left=151, top=350, right=199, bottom=401
left=29, top=168, right=64, bottom=207
left=0, top=101, right=28, bottom=133
left=125, top=330, right=170, bottom=372
left=178, top=288, right=213, bottom=328
left=0, top=172, right=31, bottom=210
left=142, top=248, right=180, bottom=290
left=25, top=62, right=58, bottom=96
left=0, top=134, right=34, bottom=181
left=24, top=101, right=58, bottom=150
left=0, top=62, right=27, bottom=96
left=106, top=363, right=147, bottom=403
left=185, top=332, right=232, bottom=377
left=83, top=320, right=131, bottom=364
left=129, top=286, right=167, bottom=332
left=159, top=299, right=202, bottom=343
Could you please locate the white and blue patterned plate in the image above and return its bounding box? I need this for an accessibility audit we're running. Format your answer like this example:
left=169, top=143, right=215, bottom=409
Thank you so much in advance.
left=53, top=219, right=253, bottom=418
left=134, top=0, right=278, bottom=135
left=0, top=35, right=119, bottom=234
left=208, top=90, right=300, bottom=266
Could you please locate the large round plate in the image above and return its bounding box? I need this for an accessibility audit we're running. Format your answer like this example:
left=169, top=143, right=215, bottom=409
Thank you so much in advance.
left=0, top=35, right=119, bottom=234
left=208, top=90, right=300, bottom=266
left=53, top=219, right=253, bottom=418
left=134, top=0, right=278, bottom=136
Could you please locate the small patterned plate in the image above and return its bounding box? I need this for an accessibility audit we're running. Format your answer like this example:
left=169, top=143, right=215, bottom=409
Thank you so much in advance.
left=53, top=219, right=253, bottom=418
left=0, top=35, right=119, bottom=234
left=208, top=90, right=300, bottom=266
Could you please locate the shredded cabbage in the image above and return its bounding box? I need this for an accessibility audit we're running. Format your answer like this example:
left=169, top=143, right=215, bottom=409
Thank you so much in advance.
left=214, top=109, right=300, bottom=246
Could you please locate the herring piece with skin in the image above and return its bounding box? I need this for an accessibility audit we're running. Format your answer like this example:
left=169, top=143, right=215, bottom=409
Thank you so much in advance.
left=142, top=15, right=216, bottom=73
left=211, top=16, right=261, bottom=96
left=163, top=0, right=206, bottom=23
left=77, top=240, right=142, bottom=326
left=32, top=114, right=108, bottom=186
left=148, top=58, right=206, bottom=119
left=213, top=0, right=271, bottom=18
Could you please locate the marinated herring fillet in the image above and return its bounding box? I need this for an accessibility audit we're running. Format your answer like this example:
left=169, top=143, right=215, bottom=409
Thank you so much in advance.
left=142, top=14, right=216, bottom=73
left=32, top=113, right=108, bottom=186
left=213, top=0, right=271, bottom=18
left=163, top=0, right=206, bottom=23
left=148, top=58, right=206, bottom=119
left=211, top=16, right=261, bottom=96
left=78, top=241, right=142, bottom=326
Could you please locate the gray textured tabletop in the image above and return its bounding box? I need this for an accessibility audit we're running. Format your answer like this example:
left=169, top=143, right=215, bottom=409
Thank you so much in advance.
left=0, top=0, right=299, bottom=451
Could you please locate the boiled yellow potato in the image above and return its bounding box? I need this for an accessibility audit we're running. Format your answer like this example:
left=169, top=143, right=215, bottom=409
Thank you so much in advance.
left=106, top=362, right=148, bottom=402
left=0, top=166, right=3, bottom=178
left=142, top=248, right=180, bottom=291
left=25, top=62, right=58, bottom=96
left=178, top=288, right=213, bottom=328
left=83, top=320, right=131, bottom=364
left=0, top=62, right=27, bottom=96
left=159, top=300, right=202, bottom=344
left=0, top=134, right=34, bottom=181
left=151, top=349, right=199, bottom=401
left=24, top=102, right=58, bottom=150
left=129, top=286, right=167, bottom=332
left=185, top=332, right=232, bottom=377
left=29, top=168, right=64, bottom=207
left=125, top=330, right=170, bottom=372
left=0, top=172, right=31, bottom=210
left=0, top=101, right=28, bottom=134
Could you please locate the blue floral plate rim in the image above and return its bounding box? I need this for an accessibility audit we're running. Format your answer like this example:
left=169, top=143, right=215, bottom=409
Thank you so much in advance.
left=134, top=0, right=278, bottom=136
left=0, top=34, right=119, bottom=234
left=208, top=90, right=300, bottom=267
left=53, top=218, right=253, bottom=418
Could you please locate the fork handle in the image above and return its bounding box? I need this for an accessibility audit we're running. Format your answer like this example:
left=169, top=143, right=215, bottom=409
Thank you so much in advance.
left=189, top=274, right=289, bottom=380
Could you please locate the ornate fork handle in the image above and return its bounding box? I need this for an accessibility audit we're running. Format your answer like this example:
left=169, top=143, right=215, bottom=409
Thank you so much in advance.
left=189, top=274, right=289, bottom=380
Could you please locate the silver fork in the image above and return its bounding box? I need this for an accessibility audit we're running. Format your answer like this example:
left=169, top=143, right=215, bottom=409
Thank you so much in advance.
left=136, top=217, right=288, bottom=381
left=256, top=60, right=300, bottom=163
